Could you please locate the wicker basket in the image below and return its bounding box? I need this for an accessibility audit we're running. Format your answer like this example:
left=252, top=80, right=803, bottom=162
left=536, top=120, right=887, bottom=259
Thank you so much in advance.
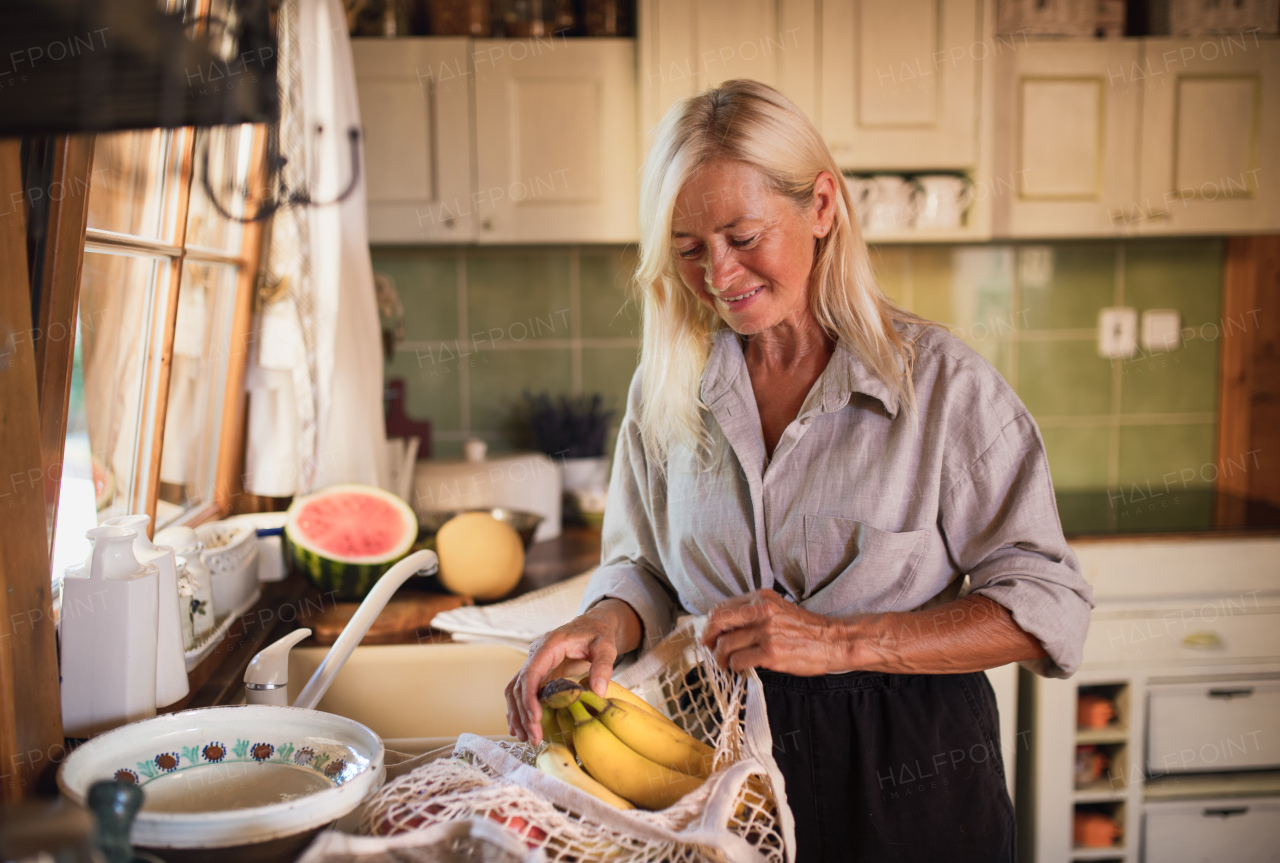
left=1152, top=0, right=1280, bottom=35
left=196, top=521, right=260, bottom=616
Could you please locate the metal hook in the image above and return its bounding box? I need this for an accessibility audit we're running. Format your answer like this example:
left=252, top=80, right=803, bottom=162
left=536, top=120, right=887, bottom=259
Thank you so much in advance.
left=199, top=125, right=362, bottom=224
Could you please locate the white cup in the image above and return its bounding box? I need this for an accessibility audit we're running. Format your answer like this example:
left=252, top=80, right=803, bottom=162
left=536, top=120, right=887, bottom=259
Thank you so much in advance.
left=914, top=175, right=973, bottom=229
left=848, top=175, right=920, bottom=233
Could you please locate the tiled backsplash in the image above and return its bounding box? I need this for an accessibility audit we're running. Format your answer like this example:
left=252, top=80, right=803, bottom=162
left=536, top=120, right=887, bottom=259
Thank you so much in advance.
left=376, top=240, right=1224, bottom=518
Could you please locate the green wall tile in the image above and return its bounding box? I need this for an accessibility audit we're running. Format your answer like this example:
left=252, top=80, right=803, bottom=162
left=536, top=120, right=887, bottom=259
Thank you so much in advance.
left=1123, top=239, right=1222, bottom=327
left=1040, top=424, right=1111, bottom=490
left=468, top=348, right=573, bottom=434
left=581, top=346, right=639, bottom=411
left=1017, top=243, right=1115, bottom=330
left=580, top=247, right=641, bottom=338
left=384, top=350, right=462, bottom=434
left=1119, top=337, right=1219, bottom=415
left=466, top=248, right=572, bottom=343
left=910, top=247, right=956, bottom=325
left=371, top=248, right=458, bottom=341
left=1016, top=341, right=1113, bottom=417
left=1117, top=423, right=1217, bottom=488
left=581, top=346, right=640, bottom=457
left=869, top=246, right=909, bottom=305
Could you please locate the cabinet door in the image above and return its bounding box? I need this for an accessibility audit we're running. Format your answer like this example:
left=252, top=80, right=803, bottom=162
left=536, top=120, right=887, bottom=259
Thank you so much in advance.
left=1136, top=38, right=1280, bottom=235
left=473, top=39, right=638, bottom=243
left=1145, top=798, right=1280, bottom=863
left=992, top=41, right=1142, bottom=237
left=639, top=0, right=818, bottom=142
left=352, top=38, right=475, bottom=243
left=819, top=0, right=981, bottom=170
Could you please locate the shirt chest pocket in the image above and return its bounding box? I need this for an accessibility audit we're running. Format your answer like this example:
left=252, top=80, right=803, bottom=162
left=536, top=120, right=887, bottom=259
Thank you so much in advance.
left=801, top=515, right=929, bottom=615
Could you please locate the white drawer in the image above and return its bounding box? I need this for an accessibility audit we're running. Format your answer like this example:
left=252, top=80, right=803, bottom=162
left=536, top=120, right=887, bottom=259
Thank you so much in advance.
left=1083, top=609, right=1280, bottom=667
left=1147, top=679, right=1280, bottom=773
left=1144, top=797, right=1280, bottom=863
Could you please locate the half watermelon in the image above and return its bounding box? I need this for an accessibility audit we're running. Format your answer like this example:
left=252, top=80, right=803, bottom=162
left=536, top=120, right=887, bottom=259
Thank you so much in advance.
left=283, top=484, right=419, bottom=600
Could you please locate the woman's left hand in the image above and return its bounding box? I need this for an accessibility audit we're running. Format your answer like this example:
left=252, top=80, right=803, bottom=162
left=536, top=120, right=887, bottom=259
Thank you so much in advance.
left=702, top=589, right=851, bottom=676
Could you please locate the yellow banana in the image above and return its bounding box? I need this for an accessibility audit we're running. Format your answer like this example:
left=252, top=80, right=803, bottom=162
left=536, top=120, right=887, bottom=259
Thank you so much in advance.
left=540, top=705, right=567, bottom=747
left=579, top=676, right=670, bottom=722
left=536, top=743, right=634, bottom=810
left=555, top=707, right=576, bottom=752
left=567, top=701, right=704, bottom=810
left=578, top=690, right=715, bottom=778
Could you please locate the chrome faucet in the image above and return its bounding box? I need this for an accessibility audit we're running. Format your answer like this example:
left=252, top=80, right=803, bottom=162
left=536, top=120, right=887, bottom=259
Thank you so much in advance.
left=244, top=549, right=439, bottom=708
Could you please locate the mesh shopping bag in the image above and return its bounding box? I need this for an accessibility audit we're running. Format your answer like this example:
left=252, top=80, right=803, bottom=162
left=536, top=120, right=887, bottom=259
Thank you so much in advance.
left=360, top=617, right=795, bottom=863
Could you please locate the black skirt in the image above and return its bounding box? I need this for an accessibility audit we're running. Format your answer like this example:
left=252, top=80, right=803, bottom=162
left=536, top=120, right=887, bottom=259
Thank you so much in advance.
left=759, top=669, right=1015, bottom=863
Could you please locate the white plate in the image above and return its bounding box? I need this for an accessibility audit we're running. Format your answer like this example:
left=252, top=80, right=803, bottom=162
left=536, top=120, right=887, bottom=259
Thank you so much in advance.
left=58, top=705, right=384, bottom=850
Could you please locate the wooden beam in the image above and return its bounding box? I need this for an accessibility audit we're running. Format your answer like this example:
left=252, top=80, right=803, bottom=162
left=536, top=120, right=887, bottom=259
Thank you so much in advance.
left=0, top=139, right=64, bottom=801
left=1217, top=236, right=1280, bottom=522
left=213, top=125, right=269, bottom=515
left=34, top=134, right=94, bottom=550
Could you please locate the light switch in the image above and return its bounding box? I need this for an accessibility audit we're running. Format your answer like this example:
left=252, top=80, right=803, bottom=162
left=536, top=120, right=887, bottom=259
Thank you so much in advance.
left=1098, top=307, right=1138, bottom=359
left=1141, top=309, right=1182, bottom=352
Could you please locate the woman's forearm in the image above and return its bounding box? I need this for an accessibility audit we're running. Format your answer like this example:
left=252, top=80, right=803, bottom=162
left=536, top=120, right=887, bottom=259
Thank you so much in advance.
left=841, top=595, right=1047, bottom=675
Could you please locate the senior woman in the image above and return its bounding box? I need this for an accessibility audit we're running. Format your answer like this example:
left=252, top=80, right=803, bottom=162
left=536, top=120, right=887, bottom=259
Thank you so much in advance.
left=505, top=79, right=1092, bottom=861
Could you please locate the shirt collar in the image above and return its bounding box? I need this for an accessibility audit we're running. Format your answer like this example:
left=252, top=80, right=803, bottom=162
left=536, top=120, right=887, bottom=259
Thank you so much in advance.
left=700, top=326, right=901, bottom=418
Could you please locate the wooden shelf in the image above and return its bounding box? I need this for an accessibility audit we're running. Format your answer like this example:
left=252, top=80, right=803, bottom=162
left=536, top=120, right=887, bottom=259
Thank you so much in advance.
left=1076, top=726, right=1128, bottom=745
left=1075, top=784, right=1127, bottom=802
left=1071, top=846, right=1126, bottom=860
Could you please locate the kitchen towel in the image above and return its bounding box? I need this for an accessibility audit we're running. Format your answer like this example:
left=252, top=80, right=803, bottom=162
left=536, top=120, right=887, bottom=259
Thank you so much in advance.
left=430, top=570, right=595, bottom=651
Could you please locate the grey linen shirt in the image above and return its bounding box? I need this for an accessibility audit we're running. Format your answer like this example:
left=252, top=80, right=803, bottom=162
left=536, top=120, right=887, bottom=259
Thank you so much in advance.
left=580, top=324, right=1093, bottom=678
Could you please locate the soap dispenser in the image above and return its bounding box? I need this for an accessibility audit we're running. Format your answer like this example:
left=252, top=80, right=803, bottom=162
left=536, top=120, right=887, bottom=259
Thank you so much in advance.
left=60, top=525, right=159, bottom=738
left=104, top=515, right=189, bottom=708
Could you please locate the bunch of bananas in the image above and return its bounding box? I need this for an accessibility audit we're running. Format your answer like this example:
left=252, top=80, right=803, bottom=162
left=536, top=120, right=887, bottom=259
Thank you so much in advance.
left=533, top=677, right=715, bottom=810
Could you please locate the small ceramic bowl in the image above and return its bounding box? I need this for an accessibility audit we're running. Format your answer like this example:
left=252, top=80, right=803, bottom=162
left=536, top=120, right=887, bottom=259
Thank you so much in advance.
left=58, top=705, right=384, bottom=862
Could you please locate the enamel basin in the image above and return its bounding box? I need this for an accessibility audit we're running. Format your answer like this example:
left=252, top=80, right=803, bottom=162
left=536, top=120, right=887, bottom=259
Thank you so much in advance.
left=287, top=643, right=528, bottom=740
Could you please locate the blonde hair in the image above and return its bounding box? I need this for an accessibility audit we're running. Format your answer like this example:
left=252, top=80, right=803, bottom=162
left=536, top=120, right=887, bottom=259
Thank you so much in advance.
left=634, top=79, right=926, bottom=468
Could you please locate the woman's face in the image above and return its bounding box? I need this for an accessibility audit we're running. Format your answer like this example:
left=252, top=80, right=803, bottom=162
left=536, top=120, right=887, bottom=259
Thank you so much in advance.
left=671, top=159, right=836, bottom=336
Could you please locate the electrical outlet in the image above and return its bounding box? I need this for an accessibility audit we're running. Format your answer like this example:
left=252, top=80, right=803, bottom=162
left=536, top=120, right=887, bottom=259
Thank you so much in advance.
left=1141, top=309, right=1182, bottom=352
left=1098, top=307, right=1138, bottom=359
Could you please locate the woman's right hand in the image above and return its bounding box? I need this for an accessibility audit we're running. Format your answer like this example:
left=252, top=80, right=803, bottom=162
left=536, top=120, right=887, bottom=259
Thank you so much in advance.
left=504, top=598, right=642, bottom=745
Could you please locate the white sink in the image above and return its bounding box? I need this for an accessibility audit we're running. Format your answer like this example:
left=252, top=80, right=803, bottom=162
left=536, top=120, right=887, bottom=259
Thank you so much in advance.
left=287, top=643, right=527, bottom=740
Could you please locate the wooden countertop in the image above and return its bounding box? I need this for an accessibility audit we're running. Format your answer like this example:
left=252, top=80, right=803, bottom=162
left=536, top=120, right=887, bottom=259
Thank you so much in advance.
left=169, top=527, right=601, bottom=710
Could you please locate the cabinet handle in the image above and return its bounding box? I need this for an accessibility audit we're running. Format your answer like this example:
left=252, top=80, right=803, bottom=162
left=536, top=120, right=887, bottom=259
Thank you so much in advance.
left=443, top=216, right=455, bottom=229
left=1202, top=806, right=1248, bottom=818
left=481, top=218, right=492, bottom=230
left=1207, top=687, right=1254, bottom=700
left=1181, top=631, right=1223, bottom=650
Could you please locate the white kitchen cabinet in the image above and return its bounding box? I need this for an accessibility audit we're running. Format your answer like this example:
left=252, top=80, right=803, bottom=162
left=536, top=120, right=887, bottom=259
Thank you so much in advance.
left=819, top=0, right=983, bottom=170
left=473, top=39, right=638, bottom=243
left=1135, top=37, right=1280, bottom=236
left=353, top=38, right=475, bottom=243
left=638, top=0, right=818, bottom=143
left=994, top=37, right=1280, bottom=238
left=992, top=40, right=1143, bottom=238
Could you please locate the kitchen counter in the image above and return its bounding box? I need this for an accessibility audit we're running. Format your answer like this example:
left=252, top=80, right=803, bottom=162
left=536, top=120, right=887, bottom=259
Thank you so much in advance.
left=170, top=527, right=602, bottom=711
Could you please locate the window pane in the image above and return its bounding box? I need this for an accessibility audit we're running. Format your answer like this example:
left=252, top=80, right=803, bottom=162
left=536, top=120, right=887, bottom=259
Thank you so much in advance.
left=156, top=261, right=240, bottom=527
left=51, top=252, right=167, bottom=581
left=186, top=125, right=256, bottom=253
left=87, top=129, right=184, bottom=242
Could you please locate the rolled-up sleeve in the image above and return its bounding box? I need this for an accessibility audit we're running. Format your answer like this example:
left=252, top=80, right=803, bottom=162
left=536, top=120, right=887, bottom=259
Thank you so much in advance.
left=579, top=372, right=680, bottom=650
left=940, top=412, right=1094, bottom=678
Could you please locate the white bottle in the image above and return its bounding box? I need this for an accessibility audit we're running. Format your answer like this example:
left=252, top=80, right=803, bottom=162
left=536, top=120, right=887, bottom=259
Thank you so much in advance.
left=105, top=515, right=189, bottom=708
left=60, top=525, right=159, bottom=737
